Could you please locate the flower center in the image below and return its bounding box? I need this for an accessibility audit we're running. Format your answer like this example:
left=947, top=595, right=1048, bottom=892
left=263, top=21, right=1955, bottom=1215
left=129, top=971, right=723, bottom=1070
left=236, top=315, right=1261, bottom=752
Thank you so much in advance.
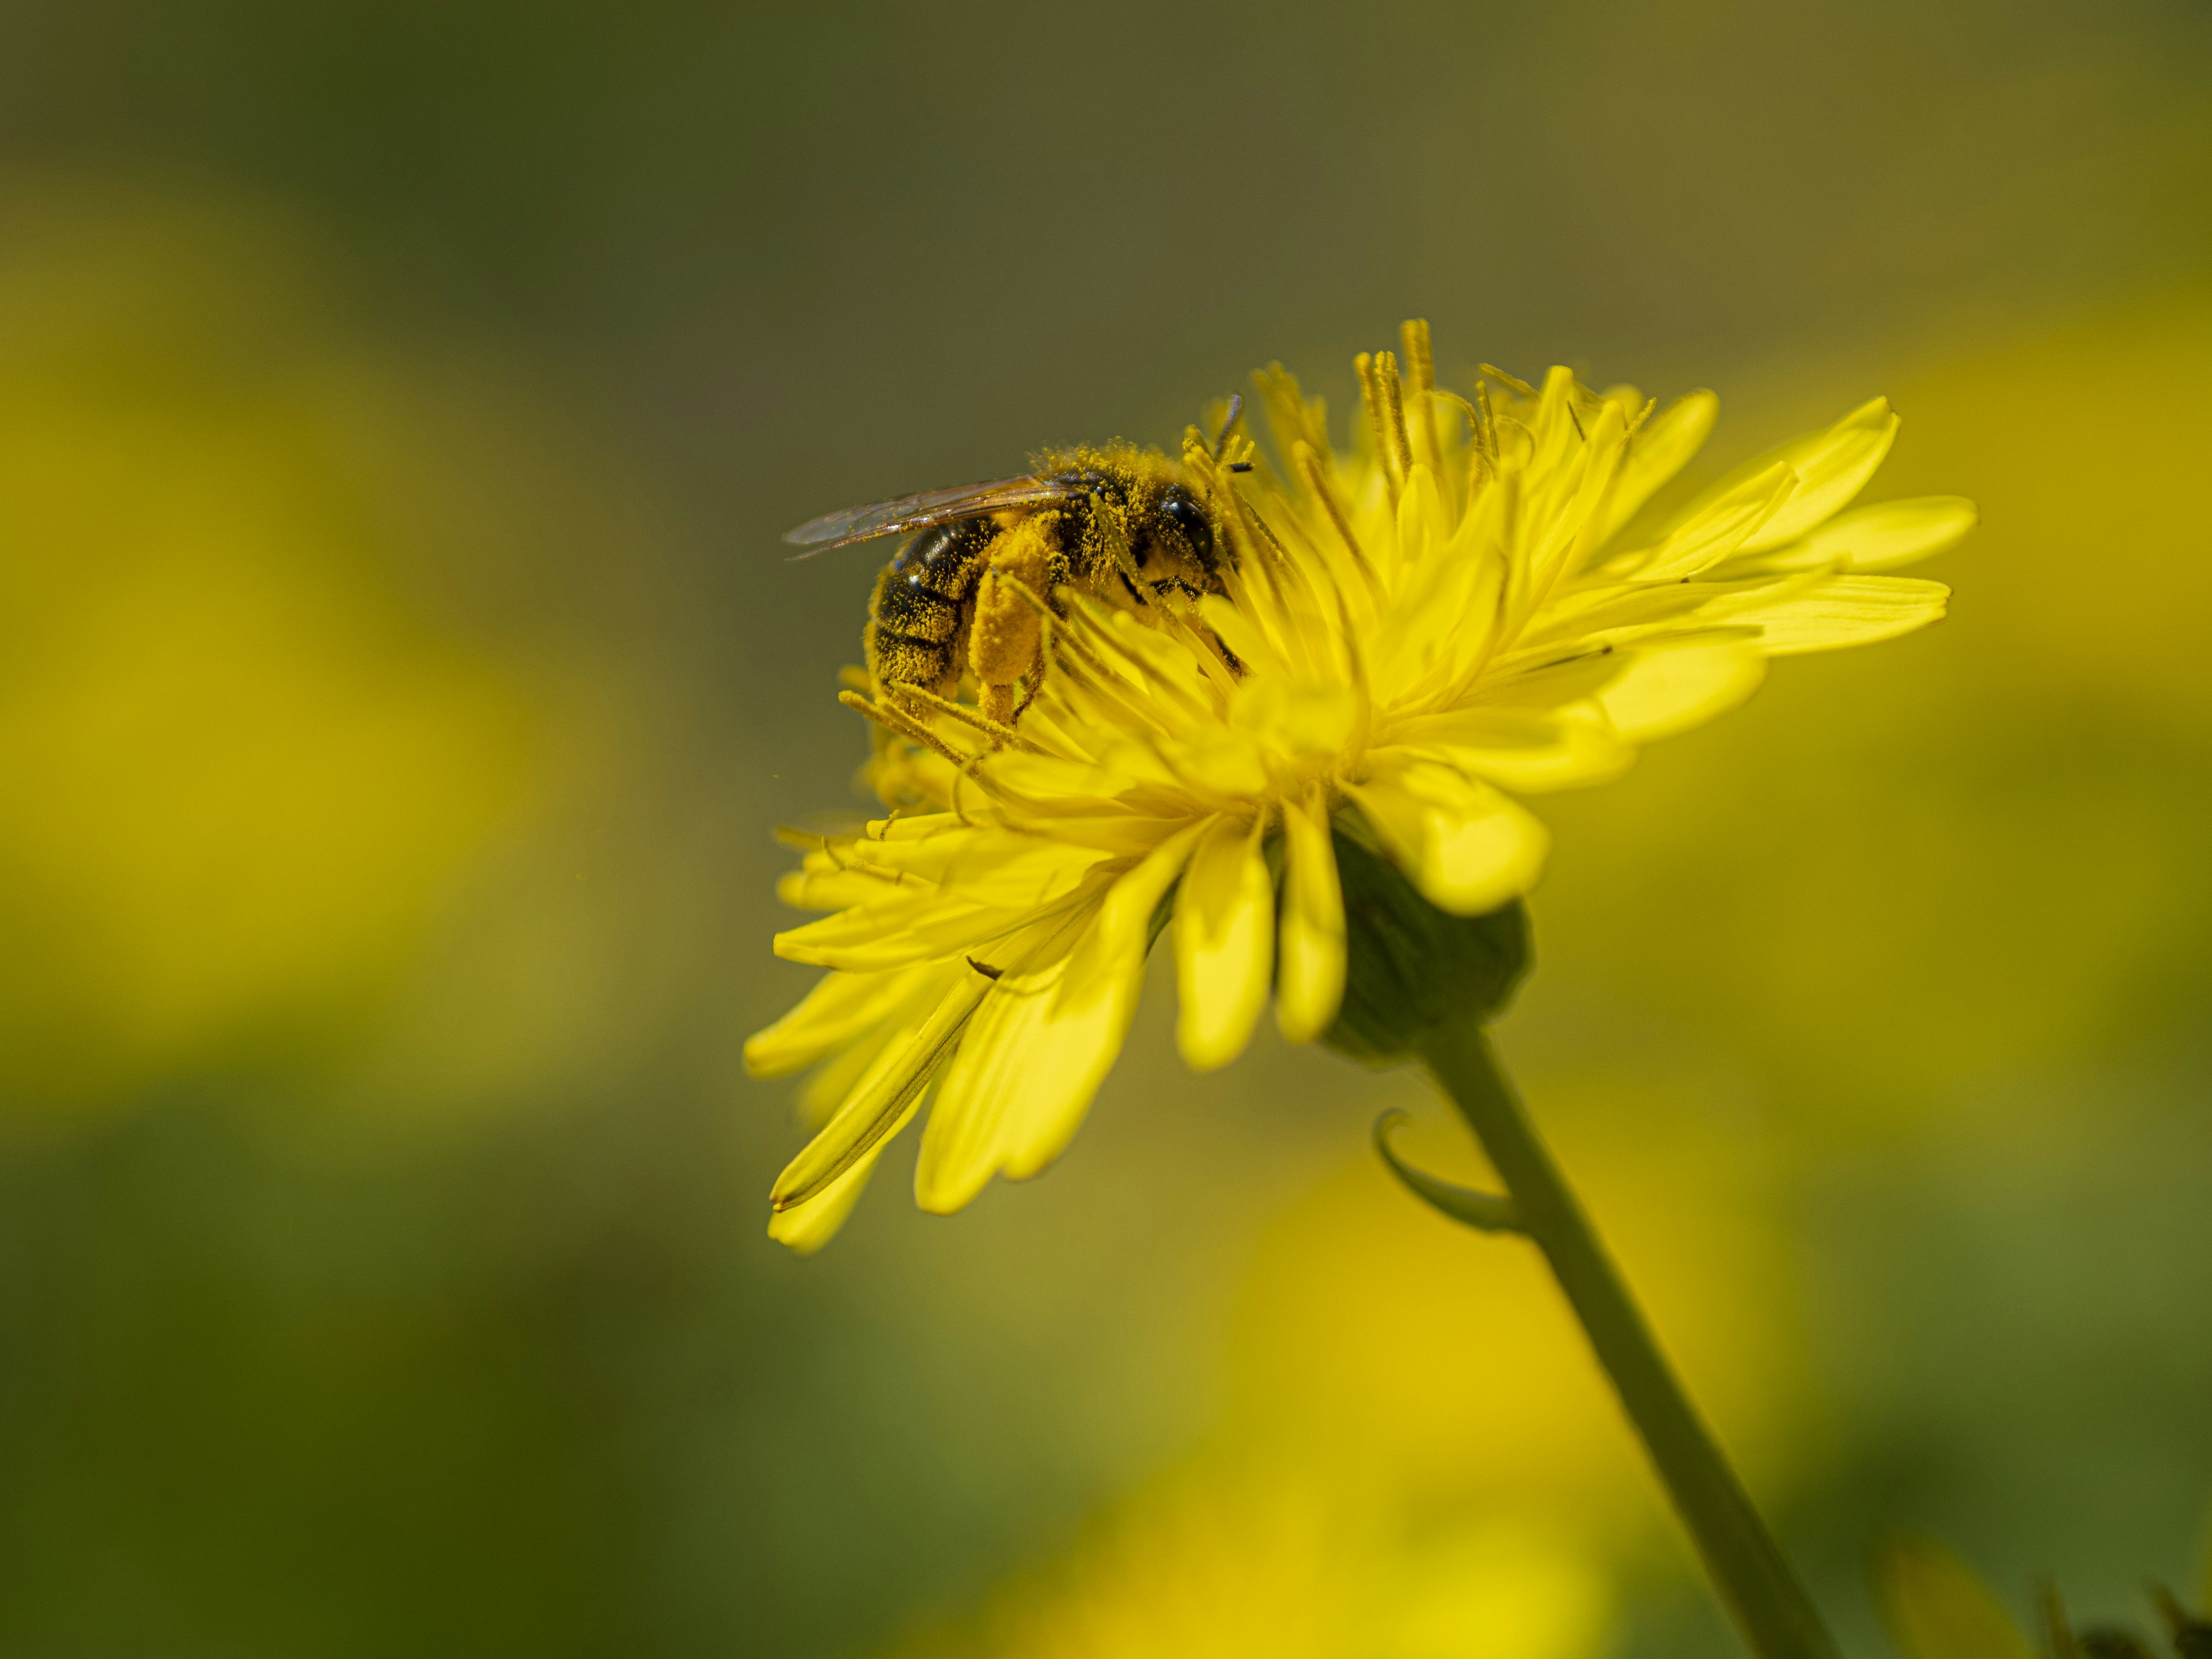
left=1230, top=673, right=1363, bottom=786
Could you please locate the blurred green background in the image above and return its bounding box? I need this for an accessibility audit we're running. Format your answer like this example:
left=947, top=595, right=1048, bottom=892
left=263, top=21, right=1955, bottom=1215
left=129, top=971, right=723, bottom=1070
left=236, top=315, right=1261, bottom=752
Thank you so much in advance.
left=1, top=1, right=2209, bottom=1653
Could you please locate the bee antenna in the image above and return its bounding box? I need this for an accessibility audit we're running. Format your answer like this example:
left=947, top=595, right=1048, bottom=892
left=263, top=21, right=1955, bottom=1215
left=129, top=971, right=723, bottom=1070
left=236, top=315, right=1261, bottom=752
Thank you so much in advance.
left=1215, top=392, right=1244, bottom=456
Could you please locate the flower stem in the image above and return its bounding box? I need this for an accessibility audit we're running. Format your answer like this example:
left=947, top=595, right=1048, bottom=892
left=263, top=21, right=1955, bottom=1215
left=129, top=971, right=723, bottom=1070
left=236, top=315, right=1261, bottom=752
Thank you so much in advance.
left=1419, top=1019, right=1840, bottom=1659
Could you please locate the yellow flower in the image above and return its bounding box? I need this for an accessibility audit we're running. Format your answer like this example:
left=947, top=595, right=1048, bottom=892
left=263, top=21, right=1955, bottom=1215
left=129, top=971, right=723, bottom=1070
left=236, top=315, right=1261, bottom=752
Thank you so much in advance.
left=750, top=323, right=1974, bottom=1251
left=1876, top=1533, right=2212, bottom=1659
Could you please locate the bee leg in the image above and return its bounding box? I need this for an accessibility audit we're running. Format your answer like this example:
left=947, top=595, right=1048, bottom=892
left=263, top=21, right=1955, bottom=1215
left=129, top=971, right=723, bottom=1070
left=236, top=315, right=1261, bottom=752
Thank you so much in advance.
left=970, top=517, right=1055, bottom=727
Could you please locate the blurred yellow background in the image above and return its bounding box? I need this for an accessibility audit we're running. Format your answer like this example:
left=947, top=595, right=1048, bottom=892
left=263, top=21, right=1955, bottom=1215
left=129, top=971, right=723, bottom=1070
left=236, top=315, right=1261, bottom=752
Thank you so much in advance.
left=0, top=2, right=2208, bottom=1655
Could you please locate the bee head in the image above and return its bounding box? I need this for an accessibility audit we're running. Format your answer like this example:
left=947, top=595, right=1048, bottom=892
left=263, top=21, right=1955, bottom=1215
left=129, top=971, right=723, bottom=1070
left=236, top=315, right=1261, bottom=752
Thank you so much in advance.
left=1031, top=443, right=1225, bottom=597
left=1155, top=483, right=1218, bottom=573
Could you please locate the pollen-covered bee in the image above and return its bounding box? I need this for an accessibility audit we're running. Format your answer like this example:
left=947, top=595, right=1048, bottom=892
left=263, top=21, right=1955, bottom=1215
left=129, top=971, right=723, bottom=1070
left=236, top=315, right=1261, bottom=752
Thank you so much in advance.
left=783, top=441, right=1227, bottom=726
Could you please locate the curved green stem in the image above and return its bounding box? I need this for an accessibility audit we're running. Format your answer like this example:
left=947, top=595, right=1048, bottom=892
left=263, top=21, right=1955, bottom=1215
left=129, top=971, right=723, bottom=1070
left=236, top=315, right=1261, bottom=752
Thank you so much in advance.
left=1418, top=1019, right=1840, bottom=1659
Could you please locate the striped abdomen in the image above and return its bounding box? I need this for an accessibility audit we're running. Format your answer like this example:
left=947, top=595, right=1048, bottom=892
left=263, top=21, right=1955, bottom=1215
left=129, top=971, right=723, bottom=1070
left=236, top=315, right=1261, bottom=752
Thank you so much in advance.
left=866, top=517, right=998, bottom=694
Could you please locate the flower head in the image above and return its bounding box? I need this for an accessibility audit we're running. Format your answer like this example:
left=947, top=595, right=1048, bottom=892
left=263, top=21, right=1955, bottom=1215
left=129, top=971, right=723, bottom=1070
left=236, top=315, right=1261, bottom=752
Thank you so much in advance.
left=750, top=323, right=1974, bottom=1250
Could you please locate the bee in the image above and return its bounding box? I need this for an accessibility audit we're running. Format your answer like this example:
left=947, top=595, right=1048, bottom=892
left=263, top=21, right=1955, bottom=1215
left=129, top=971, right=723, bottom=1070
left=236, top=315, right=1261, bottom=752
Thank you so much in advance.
left=783, top=441, right=1227, bottom=726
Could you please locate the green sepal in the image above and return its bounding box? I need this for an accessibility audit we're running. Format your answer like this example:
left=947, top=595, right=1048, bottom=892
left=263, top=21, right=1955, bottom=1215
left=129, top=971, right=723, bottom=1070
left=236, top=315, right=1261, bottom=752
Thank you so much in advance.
left=1372, top=1109, right=1523, bottom=1233
left=1321, top=817, right=1531, bottom=1066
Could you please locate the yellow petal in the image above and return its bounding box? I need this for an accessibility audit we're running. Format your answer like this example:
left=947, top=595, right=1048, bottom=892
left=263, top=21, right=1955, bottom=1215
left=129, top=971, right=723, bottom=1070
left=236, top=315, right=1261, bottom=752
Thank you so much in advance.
left=1393, top=460, right=1448, bottom=579
left=772, top=889, right=1029, bottom=972
left=1737, top=396, right=1900, bottom=552
left=974, top=808, right=1188, bottom=859
left=1229, top=673, right=1361, bottom=759
left=1372, top=498, right=1504, bottom=702
left=1706, top=574, right=1949, bottom=654
left=1529, top=365, right=1581, bottom=456
left=1096, top=604, right=1228, bottom=704
left=795, top=1022, right=901, bottom=1128
left=1460, top=652, right=1626, bottom=710
left=775, top=863, right=898, bottom=912
left=847, top=825, right=1116, bottom=909
left=915, top=826, right=1202, bottom=1209
left=912, top=917, right=1089, bottom=1213
left=768, top=967, right=990, bottom=1214
left=1596, top=644, right=1767, bottom=743
left=1531, top=396, right=1630, bottom=589
left=1173, top=813, right=1275, bottom=1071
left=983, top=749, right=1136, bottom=804
left=1198, top=592, right=1291, bottom=680
left=744, top=963, right=933, bottom=1078
left=1005, top=825, right=1202, bottom=1174
left=1378, top=707, right=1631, bottom=794
left=1160, top=724, right=1274, bottom=800
left=1275, top=791, right=1345, bottom=1043
left=768, top=1131, right=892, bottom=1254
left=1514, top=573, right=1715, bottom=653
left=1592, top=389, right=1718, bottom=547
left=1875, top=1537, right=2035, bottom=1659
left=1637, top=462, right=1797, bottom=580
left=1737, top=495, right=1978, bottom=574
left=1347, top=760, right=1549, bottom=915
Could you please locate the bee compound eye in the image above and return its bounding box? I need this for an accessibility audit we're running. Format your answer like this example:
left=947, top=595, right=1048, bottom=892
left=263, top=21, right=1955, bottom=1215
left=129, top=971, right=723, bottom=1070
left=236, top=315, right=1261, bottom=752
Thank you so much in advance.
left=1158, top=490, right=1214, bottom=563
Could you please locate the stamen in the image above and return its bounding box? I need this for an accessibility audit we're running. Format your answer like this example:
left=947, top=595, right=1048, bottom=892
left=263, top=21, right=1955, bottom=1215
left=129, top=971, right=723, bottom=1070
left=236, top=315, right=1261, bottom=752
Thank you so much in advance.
left=1157, top=608, right=1241, bottom=698
left=1215, top=391, right=1244, bottom=454
left=1213, top=467, right=1323, bottom=675
left=1474, top=382, right=1499, bottom=468
left=1435, top=388, right=1494, bottom=499
left=1001, top=578, right=1181, bottom=738
left=1195, top=441, right=1291, bottom=618
left=1053, top=647, right=1180, bottom=755
left=1294, top=531, right=1373, bottom=756
left=1400, top=319, right=1454, bottom=524
left=1354, top=351, right=1402, bottom=509
left=1248, top=488, right=1351, bottom=669
left=838, top=689, right=982, bottom=778
left=1293, top=440, right=1383, bottom=600
left=1478, top=363, right=1537, bottom=398
left=1329, top=574, right=1370, bottom=711
left=1183, top=431, right=1325, bottom=677
left=1251, top=363, right=1330, bottom=469
left=884, top=681, right=1041, bottom=752
left=1060, top=591, right=1215, bottom=726
left=1177, top=434, right=1263, bottom=620
left=1431, top=472, right=1520, bottom=709
left=1399, top=319, right=1445, bottom=480
left=1377, top=349, right=1416, bottom=486
left=1099, top=507, right=1146, bottom=599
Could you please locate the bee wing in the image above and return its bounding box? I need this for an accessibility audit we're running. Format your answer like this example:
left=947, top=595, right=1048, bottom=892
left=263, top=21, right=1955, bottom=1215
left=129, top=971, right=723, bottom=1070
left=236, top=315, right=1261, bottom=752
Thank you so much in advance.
left=782, top=475, right=1080, bottom=556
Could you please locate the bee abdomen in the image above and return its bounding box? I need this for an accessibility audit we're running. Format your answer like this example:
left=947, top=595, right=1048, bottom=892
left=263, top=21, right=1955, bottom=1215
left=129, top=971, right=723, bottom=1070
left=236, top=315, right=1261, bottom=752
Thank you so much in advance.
left=876, top=519, right=994, bottom=642
left=889, top=518, right=995, bottom=588
left=876, top=575, right=963, bottom=643
left=869, top=517, right=998, bottom=692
